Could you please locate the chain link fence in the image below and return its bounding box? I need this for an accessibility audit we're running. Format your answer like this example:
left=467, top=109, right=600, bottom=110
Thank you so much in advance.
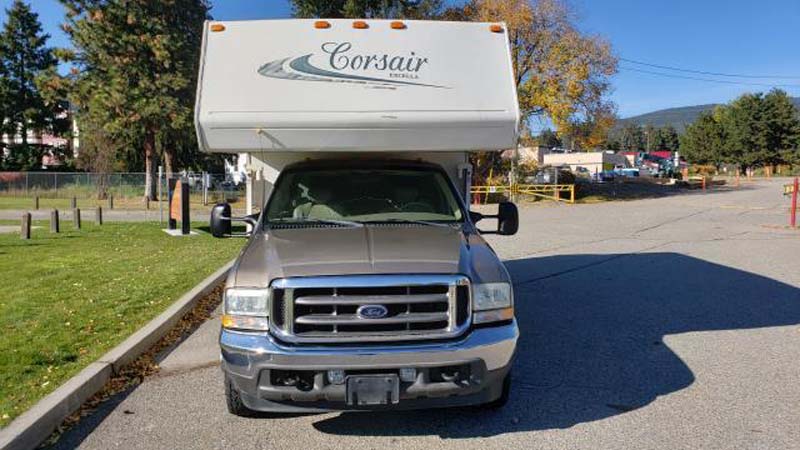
left=0, top=171, right=246, bottom=209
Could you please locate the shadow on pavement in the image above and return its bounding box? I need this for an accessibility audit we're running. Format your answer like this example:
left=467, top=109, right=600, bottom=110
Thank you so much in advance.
left=313, top=253, right=800, bottom=438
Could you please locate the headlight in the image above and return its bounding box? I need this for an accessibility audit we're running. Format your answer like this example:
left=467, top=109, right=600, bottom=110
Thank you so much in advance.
left=472, top=282, right=514, bottom=324
left=222, top=288, right=269, bottom=331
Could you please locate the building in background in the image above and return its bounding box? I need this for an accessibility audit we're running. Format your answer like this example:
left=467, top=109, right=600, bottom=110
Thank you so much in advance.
left=1, top=110, right=78, bottom=168
left=510, top=146, right=629, bottom=175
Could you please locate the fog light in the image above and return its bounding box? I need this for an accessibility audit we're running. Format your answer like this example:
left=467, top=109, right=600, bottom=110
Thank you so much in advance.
left=399, top=367, right=417, bottom=382
left=327, top=369, right=345, bottom=385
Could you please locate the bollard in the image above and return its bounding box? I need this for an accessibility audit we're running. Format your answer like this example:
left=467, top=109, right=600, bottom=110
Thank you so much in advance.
left=145, top=196, right=150, bottom=210
left=21, top=212, right=31, bottom=240
left=70, top=197, right=77, bottom=209
left=50, top=209, right=60, bottom=233
left=34, top=196, right=39, bottom=210
left=96, top=206, right=103, bottom=225
left=701, top=176, right=706, bottom=191
left=791, top=177, right=798, bottom=228
left=73, top=208, right=81, bottom=229
left=108, top=195, right=114, bottom=210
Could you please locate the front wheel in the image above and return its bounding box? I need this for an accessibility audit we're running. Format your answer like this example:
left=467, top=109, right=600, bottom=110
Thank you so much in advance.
left=225, top=376, right=258, bottom=417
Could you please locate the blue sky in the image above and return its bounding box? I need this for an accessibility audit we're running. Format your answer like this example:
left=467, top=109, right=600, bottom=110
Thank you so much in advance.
left=2, top=0, right=799, bottom=119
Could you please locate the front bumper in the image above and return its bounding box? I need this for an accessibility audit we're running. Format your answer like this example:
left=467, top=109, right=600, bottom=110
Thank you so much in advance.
left=220, top=320, right=518, bottom=412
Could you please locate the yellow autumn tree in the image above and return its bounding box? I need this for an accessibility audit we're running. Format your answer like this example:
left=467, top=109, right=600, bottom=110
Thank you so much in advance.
left=466, top=0, right=618, bottom=150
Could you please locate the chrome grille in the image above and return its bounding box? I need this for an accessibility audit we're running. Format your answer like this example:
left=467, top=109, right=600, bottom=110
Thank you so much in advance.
left=270, top=275, right=471, bottom=343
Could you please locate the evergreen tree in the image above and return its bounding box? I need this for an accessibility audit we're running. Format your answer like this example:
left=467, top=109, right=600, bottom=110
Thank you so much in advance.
left=762, top=89, right=800, bottom=166
left=59, top=0, right=210, bottom=199
left=718, top=93, right=768, bottom=171
left=680, top=111, right=725, bottom=166
left=0, top=0, right=56, bottom=161
left=290, top=0, right=444, bottom=19
left=654, top=125, right=680, bottom=151
left=619, top=123, right=644, bottom=151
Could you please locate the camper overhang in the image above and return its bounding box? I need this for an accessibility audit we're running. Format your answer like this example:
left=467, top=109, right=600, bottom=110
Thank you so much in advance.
left=194, top=19, right=520, bottom=153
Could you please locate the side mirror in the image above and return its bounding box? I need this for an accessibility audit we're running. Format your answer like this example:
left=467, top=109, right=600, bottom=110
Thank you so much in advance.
left=210, top=203, right=232, bottom=238
left=497, top=201, right=518, bottom=236
left=471, top=201, right=518, bottom=236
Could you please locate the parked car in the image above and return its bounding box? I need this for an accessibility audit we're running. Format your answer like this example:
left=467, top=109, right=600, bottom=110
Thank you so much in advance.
left=525, top=166, right=576, bottom=185
left=616, top=168, right=640, bottom=178
left=593, top=170, right=616, bottom=182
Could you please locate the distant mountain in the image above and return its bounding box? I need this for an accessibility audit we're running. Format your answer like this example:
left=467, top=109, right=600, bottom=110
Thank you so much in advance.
left=618, top=97, right=800, bottom=133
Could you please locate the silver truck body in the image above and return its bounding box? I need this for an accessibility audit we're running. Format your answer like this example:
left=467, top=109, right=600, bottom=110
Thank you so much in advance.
left=217, top=160, right=518, bottom=412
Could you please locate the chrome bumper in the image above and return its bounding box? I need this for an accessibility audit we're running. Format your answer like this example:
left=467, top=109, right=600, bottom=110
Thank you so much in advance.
left=220, top=320, right=518, bottom=411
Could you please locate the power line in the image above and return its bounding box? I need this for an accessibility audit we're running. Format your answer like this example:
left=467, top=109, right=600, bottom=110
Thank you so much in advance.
left=620, top=58, right=800, bottom=80
left=619, top=66, right=800, bottom=88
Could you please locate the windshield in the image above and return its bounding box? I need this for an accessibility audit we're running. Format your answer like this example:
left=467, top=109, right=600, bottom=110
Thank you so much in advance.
left=265, top=167, right=464, bottom=224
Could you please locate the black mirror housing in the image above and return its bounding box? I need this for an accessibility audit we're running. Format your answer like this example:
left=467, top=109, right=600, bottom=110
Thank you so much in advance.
left=497, top=201, right=518, bottom=235
left=469, top=210, right=484, bottom=224
left=471, top=201, right=518, bottom=236
left=210, top=203, right=232, bottom=238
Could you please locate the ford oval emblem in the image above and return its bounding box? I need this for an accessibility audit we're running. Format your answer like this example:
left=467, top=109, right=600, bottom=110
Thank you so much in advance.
left=357, top=304, right=389, bottom=319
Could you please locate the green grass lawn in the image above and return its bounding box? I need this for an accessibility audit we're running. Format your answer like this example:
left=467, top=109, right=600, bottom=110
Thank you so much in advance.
left=0, top=222, right=244, bottom=427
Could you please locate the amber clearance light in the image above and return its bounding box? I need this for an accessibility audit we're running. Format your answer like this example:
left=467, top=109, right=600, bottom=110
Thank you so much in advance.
left=314, top=20, right=331, bottom=29
left=390, top=21, right=406, bottom=30
left=210, top=23, right=226, bottom=32
left=353, top=20, right=369, bottom=29
left=489, top=24, right=504, bottom=33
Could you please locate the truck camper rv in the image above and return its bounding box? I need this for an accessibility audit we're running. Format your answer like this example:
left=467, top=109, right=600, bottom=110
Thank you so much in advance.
left=196, top=18, right=521, bottom=415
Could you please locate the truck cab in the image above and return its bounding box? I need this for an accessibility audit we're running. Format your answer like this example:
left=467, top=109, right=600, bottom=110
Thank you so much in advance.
left=195, top=18, right=521, bottom=414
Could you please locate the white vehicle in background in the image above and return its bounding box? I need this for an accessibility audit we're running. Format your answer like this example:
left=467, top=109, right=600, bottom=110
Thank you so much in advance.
left=195, top=18, right=520, bottom=415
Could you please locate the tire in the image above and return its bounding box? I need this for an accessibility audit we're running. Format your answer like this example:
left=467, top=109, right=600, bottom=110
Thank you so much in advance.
left=225, top=376, right=258, bottom=417
left=482, top=371, right=511, bottom=410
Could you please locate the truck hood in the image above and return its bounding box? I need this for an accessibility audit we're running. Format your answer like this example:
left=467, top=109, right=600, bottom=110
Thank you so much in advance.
left=230, top=224, right=509, bottom=287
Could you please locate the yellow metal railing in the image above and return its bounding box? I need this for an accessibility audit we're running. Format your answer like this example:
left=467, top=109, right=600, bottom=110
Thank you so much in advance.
left=471, top=183, right=575, bottom=204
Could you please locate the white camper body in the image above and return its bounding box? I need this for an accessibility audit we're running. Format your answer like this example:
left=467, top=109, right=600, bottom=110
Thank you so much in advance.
left=195, top=19, right=519, bottom=211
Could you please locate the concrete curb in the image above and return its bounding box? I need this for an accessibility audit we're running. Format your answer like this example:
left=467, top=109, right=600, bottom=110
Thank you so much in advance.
left=0, top=260, right=234, bottom=450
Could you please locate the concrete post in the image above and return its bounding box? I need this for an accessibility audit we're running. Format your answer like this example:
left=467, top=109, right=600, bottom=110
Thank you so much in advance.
left=21, top=212, right=31, bottom=240
left=73, top=208, right=81, bottom=229
left=50, top=210, right=60, bottom=233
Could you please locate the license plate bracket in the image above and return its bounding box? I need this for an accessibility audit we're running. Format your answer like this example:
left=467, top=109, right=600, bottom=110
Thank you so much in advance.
left=346, top=374, right=400, bottom=406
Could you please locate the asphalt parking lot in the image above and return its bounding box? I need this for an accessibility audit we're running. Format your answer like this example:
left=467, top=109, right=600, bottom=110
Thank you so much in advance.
left=51, top=179, right=800, bottom=450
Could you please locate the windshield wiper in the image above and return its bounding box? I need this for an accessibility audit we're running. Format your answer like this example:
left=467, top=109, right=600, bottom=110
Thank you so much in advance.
left=270, top=218, right=363, bottom=228
left=371, top=219, right=460, bottom=229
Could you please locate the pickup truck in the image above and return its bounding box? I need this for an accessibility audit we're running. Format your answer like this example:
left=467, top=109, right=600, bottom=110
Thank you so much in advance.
left=210, top=159, right=519, bottom=414
left=195, top=18, right=521, bottom=414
